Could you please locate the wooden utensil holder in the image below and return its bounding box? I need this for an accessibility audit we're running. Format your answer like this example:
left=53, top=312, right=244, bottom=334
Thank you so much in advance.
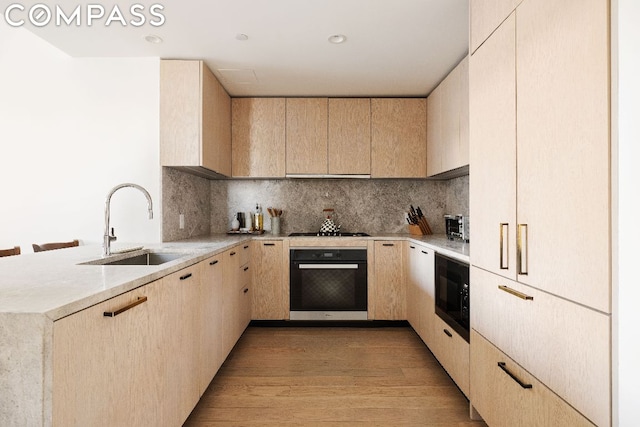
left=408, top=224, right=423, bottom=235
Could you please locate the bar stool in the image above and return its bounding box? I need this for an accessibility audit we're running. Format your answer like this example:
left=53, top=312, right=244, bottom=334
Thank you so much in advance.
left=0, top=246, right=21, bottom=257
left=32, top=239, right=79, bottom=253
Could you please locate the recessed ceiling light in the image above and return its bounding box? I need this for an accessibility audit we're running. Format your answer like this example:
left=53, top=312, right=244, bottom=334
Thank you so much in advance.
left=328, top=34, right=347, bottom=44
left=143, top=34, right=163, bottom=44
left=235, top=33, right=249, bottom=41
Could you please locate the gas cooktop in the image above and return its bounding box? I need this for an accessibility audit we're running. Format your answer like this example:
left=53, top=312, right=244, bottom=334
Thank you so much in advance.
left=288, top=232, right=371, bottom=237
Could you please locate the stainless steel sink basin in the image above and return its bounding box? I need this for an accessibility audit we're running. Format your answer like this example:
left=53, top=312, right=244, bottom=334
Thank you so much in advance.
left=81, top=250, right=188, bottom=266
left=101, top=252, right=184, bottom=266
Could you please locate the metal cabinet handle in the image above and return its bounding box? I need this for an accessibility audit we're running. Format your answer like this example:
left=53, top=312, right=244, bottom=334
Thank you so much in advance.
left=421, top=250, right=429, bottom=255
left=382, top=243, right=394, bottom=247
left=409, top=245, right=416, bottom=249
left=244, top=266, right=249, bottom=271
left=244, top=245, right=249, bottom=249
left=517, top=224, right=528, bottom=275
left=230, top=251, right=236, bottom=256
left=498, top=362, right=533, bottom=389
left=243, top=288, right=249, bottom=293
left=498, top=285, right=533, bottom=301
left=264, top=243, right=276, bottom=246
left=500, top=223, right=509, bottom=269
left=103, top=296, right=147, bottom=317
left=443, top=329, right=453, bottom=338
left=180, top=273, right=192, bottom=281
left=209, top=260, right=219, bottom=266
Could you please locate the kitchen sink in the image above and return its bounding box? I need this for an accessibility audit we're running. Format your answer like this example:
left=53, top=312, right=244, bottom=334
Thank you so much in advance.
left=80, top=250, right=188, bottom=266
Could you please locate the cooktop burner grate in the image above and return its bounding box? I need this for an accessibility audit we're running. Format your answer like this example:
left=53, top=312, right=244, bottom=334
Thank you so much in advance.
left=288, top=232, right=370, bottom=237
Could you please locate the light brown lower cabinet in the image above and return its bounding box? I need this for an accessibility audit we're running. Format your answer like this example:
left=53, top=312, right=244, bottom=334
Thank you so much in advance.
left=470, top=330, right=593, bottom=427
left=252, top=240, right=288, bottom=320
left=430, top=315, right=470, bottom=398
left=53, top=282, right=161, bottom=426
left=222, top=244, right=252, bottom=358
left=53, top=262, right=202, bottom=427
left=52, top=245, right=253, bottom=427
left=199, top=253, right=224, bottom=393
left=471, top=266, right=610, bottom=426
left=372, top=241, right=405, bottom=320
left=405, top=242, right=435, bottom=347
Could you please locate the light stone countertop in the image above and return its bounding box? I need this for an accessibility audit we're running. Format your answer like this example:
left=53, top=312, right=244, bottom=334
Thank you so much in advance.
left=0, top=233, right=467, bottom=320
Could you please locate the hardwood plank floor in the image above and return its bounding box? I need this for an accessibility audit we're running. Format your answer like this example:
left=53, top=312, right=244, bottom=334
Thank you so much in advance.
left=184, top=326, right=487, bottom=426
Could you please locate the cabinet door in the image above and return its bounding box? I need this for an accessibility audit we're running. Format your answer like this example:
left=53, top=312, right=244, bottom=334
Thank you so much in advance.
left=405, top=243, right=420, bottom=331
left=252, top=241, right=287, bottom=320
left=431, top=315, right=470, bottom=398
left=515, top=0, right=610, bottom=312
left=372, top=241, right=405, bottom=320
left=470, top=331, right=594, bottom=427
left=286, top=98, right=328, bottom=174
left=202, top=65, right=231, bottom=176
left=160, top=60, right=201, bottom=166
left=222, top=247, right=241, bottom=357
left=199, top=254, right=224, bottom=393
left=440, top=63, right=461, bottom=174
left=426, top=85, right=443, bottom=176
left=53, top=284, right=158, bottom=426
left=416, top=246, right=435, bottom=347
left=470, top=0, right=522, bottom=54
left=371, top=98, right=427, bottom=178
left=161, top=265, right=202, bottom=424
left=469, top=14, right=517, bottom=280
left=328, top=98, right=371, bottom=175
left=232, top=98, right=286, bottom=177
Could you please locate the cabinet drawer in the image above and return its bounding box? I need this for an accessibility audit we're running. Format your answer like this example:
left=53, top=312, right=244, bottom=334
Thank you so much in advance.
left=240, top=242, right=251, bottom=266
left=430, top=315, right=469, bottom=397
left=471, top=267, right=610, bottom=426
left=470, top=330, right=594, bottom=427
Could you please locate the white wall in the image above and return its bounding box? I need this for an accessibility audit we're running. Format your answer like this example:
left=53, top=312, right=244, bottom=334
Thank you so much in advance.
left=0, top=25, right=161, bottom=252
left=614, top=1, right=640, bottom=425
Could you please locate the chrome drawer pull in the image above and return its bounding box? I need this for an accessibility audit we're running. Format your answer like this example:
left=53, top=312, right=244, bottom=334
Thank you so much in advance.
left=209, top=260, right=219, bottom=266
left=180, top=273, right=192, bottom=281
left=382, top=243, right=394, bottom=247
left=500, top=223, right=509, bottom=269
left=498, top=362, right=533, bottom=389
left=264, top=243, right=276, bottom=246
left=443, top=329, right=453, bottom=338
left=498, top=285, right=533, bottom=301
left=103, top=296, right=147, bottom=317
left=421, top=250, right=429, bottom=255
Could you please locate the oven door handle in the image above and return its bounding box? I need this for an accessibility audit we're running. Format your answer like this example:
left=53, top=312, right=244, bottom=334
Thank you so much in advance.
left=298, top=264, right=360, bottom=270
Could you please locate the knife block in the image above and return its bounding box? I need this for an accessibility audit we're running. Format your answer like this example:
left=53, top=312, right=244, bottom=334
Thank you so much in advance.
left=408, top=224, right=423, bottom=235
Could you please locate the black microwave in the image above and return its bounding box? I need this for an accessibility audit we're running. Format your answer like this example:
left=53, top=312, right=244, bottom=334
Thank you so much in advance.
left=435, top=253, right=470, bottom=342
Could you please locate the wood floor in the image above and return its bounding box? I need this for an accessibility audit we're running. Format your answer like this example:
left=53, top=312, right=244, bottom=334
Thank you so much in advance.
left=184, top=325, right=488, bottom=426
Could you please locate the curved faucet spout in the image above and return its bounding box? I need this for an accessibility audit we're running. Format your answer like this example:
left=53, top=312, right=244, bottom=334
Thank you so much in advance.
left=103, top=183, right=154, bottom=256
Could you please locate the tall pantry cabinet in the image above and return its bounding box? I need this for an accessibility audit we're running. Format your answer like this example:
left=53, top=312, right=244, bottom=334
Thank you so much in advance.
left=469, top=0, right=611, bottom=426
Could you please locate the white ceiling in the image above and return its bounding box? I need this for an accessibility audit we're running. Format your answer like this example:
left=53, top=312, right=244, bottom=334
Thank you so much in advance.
left=21, top=0, right=469, bottom=97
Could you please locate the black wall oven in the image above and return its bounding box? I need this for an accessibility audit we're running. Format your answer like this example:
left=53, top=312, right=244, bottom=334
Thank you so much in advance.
left=290, top=248, right=368, bottom=320
left=435, top=253, right=470, bottom=342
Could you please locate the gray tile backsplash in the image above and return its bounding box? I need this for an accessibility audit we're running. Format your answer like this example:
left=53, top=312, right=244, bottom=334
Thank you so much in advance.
left=162, top=168, right=468, bottom=240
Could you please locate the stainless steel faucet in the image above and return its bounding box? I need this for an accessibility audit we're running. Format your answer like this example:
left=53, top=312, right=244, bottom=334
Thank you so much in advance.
left=103, top=183, right=153, bottom=256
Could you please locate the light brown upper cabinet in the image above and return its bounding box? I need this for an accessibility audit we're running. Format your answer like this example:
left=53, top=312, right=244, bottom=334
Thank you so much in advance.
left=160, top=60, right=231, bottom=177
left=231, top=98, right=286, bottom=178
left=328, top=98, right=371, bottom=175
left=470, top=0, right=610, bottom=313
left=371, top=98, right=427, bottom=178
left=426, top=56, right=469, bottom=177
left=285, top=98, right=328, bottom=175
left=470, top=0, right=523, bottom=54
